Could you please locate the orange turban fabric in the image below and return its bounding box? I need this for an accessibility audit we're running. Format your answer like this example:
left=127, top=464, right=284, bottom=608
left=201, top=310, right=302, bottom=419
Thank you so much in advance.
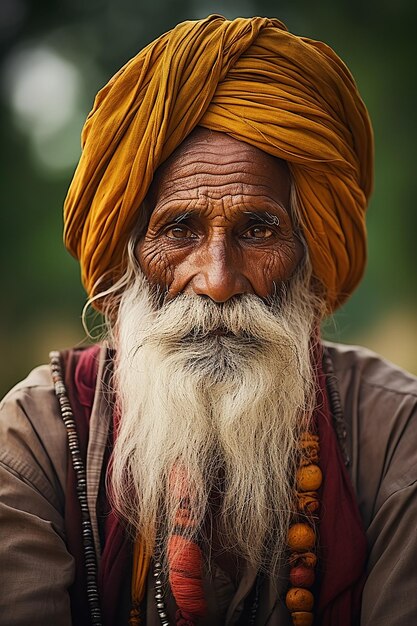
left=64, top=15, right=373, bottom=311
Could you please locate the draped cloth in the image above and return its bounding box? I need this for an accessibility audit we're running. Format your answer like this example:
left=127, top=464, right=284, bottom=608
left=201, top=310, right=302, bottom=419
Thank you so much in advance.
left=63, top=15, right=374, bottom=312
left=62, top=344, right=366, bottom=625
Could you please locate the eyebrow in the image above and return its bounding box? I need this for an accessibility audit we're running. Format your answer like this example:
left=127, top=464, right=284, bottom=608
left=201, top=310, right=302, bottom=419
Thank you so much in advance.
left=173, top=211, right=192, bottom=223
left=244, top=211, right=280, bottom=226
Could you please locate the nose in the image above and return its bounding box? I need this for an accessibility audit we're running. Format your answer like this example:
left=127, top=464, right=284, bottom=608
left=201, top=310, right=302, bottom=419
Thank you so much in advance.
left=187, top=242, right=250, bottom=302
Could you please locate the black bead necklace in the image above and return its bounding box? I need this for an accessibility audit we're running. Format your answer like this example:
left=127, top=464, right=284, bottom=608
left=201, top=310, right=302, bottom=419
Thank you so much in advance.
left=50, top=351, right=103, bottom=626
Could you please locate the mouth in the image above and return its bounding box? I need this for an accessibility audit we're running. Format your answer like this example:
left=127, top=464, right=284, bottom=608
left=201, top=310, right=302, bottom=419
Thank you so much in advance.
left=208, top=327, right=235, bottom=337
left=181, top=327, right=236, bottom=341
left=205, top=325, right=258, bottom=339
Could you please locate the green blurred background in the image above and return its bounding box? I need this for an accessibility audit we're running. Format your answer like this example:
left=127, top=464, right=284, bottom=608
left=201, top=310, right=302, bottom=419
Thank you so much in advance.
left=1, top=0, right=416, bottom=397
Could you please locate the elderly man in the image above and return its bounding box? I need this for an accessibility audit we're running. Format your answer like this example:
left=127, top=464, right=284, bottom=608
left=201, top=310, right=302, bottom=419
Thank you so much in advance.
left=0, top=14, right=416, bottom=626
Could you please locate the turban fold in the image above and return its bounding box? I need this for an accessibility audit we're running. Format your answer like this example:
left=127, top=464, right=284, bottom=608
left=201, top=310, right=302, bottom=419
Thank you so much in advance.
left=64, top=14, right=373, bottom=311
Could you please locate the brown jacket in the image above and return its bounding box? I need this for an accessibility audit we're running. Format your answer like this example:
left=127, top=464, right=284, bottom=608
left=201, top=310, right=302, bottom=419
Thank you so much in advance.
left=0, top=342, right=416, bottom=625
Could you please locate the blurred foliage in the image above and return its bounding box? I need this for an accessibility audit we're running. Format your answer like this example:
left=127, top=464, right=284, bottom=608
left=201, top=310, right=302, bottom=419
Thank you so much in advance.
left=0, top=0, right=416, bottom=396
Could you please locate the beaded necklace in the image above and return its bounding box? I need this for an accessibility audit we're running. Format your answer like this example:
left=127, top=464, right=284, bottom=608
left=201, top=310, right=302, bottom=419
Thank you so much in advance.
left=285, top=431, right=321, bottom=626
left=50, top=351, right=103, bottom=626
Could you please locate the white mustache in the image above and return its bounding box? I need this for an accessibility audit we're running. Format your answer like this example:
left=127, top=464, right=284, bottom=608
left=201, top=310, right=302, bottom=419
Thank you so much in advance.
left=140, top=292, right=291, bottom=346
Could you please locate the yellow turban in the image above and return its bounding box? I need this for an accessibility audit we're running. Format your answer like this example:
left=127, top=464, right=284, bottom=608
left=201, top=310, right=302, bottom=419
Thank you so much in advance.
left=64, top=15, right=373, bottom=311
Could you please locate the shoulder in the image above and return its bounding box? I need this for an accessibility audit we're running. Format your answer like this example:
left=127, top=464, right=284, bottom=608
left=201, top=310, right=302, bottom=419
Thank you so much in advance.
left=324, top=341, right=417, bottom=526
left=1, top=363, right=57, bottom=415
left=0, top=361, right=67, bottom=506
left=0, top=362, right=61, bottom=439
left=0, top=344, right=109, bottom=504
left=324, top=340, right=417, bottom=397
left=1, top=360, right=61, bottom=418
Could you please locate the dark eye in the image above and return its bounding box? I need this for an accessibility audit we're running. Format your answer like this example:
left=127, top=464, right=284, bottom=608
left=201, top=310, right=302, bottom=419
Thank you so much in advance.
left=242, top=225, right=274, bottom=240
left=165, top=226, right=196, bottom=239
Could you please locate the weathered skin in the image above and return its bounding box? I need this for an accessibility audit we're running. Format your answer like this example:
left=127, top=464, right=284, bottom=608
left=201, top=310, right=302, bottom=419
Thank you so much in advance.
left=136, top=128, right=303, bottom=302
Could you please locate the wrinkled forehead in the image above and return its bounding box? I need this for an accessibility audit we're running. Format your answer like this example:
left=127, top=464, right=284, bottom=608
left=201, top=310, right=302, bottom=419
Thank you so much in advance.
left=145, top=127, right=292, bottom=212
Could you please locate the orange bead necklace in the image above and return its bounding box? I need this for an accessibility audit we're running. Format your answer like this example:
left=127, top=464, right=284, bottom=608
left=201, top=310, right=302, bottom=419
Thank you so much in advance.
left=285, top=430, right=322, bottom=626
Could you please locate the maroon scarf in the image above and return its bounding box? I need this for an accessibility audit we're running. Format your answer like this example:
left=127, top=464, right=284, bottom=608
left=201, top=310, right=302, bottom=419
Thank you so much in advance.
left=62, top=344, right=366, bottom=625
left=316, top=358, right=367, bottom=623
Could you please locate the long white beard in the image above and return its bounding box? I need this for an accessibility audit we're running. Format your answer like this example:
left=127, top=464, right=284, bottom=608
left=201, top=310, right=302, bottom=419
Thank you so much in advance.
left=110, top=266, right=317, bottom=575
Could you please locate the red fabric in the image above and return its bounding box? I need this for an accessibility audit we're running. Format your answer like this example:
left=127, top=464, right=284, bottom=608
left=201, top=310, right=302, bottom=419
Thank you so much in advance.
left=97, top=495, right=131, bottom=626
left=63, top=343, right=366, bottom=626
left=316, top=355, right=367, bottom=624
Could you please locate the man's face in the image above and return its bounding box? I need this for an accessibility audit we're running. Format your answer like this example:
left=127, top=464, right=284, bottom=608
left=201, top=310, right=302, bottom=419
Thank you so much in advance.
left=135, top=128, right=303, bottom=301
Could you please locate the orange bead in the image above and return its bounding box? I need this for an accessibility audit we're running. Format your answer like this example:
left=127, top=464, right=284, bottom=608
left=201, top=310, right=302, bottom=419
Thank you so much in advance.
left=296, top=464, right=322, bottom=491
left=286, top=587, right=314, bottom=612
left=290, top=566, right=315, bottom=588
left=291, top=611, right=314, bottom=626
left=287, top=523, right=316, bottom=551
